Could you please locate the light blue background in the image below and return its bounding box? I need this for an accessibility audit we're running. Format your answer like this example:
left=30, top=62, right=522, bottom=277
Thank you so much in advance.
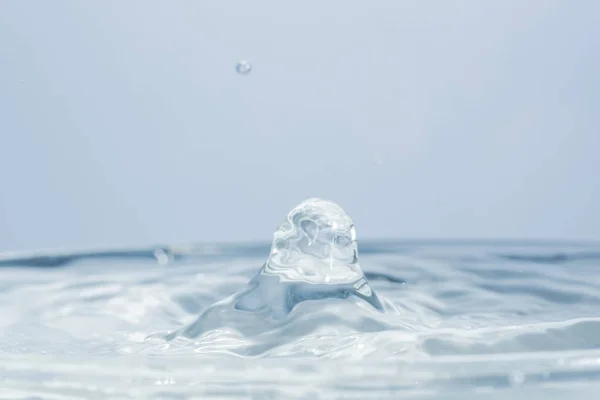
left=1, top=1, right=599, bottom=252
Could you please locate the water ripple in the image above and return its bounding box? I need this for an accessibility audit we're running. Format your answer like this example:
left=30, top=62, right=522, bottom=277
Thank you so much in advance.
left=0, top=202, right=599, bottom=396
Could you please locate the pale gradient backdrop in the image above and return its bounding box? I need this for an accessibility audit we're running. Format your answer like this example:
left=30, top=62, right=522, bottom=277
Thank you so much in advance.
left=1, top=1, right=599, bottom=252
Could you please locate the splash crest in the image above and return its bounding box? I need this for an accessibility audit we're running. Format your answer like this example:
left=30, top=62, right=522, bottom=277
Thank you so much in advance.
left=177, top=198, right=384, bottom=339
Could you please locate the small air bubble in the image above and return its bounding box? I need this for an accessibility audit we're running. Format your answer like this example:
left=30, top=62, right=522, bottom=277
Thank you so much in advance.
left=236, top=60, right=252, bottom=76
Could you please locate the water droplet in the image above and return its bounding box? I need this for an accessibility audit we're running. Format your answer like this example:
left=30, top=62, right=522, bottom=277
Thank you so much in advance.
left=510, top=371, right=525, bottom=385
left=235, top=60, right=252, bottom=76
left=154, top=249, right=169, bottom=265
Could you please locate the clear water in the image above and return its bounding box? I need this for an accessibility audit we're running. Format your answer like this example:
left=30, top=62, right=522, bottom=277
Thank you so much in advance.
left=2, top=203, right=600, bottom=398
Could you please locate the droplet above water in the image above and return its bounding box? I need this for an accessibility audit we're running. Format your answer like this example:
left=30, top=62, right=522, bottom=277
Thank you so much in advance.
left=235, top=60, right=252, bottom=76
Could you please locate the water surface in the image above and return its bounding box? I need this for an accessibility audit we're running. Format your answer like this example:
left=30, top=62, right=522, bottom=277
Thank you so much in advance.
left=1, top=239, right=600, bottom=398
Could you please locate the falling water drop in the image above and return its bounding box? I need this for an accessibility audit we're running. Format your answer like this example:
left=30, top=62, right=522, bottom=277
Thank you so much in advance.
left=235, top=60, right=252, bottom=76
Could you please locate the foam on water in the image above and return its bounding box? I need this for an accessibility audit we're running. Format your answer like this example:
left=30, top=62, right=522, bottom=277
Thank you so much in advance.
left=1, top=200, right=600, bottom=397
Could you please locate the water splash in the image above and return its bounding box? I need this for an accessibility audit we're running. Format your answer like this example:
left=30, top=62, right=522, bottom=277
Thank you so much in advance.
left=176, top=198, right=385, bottom=340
